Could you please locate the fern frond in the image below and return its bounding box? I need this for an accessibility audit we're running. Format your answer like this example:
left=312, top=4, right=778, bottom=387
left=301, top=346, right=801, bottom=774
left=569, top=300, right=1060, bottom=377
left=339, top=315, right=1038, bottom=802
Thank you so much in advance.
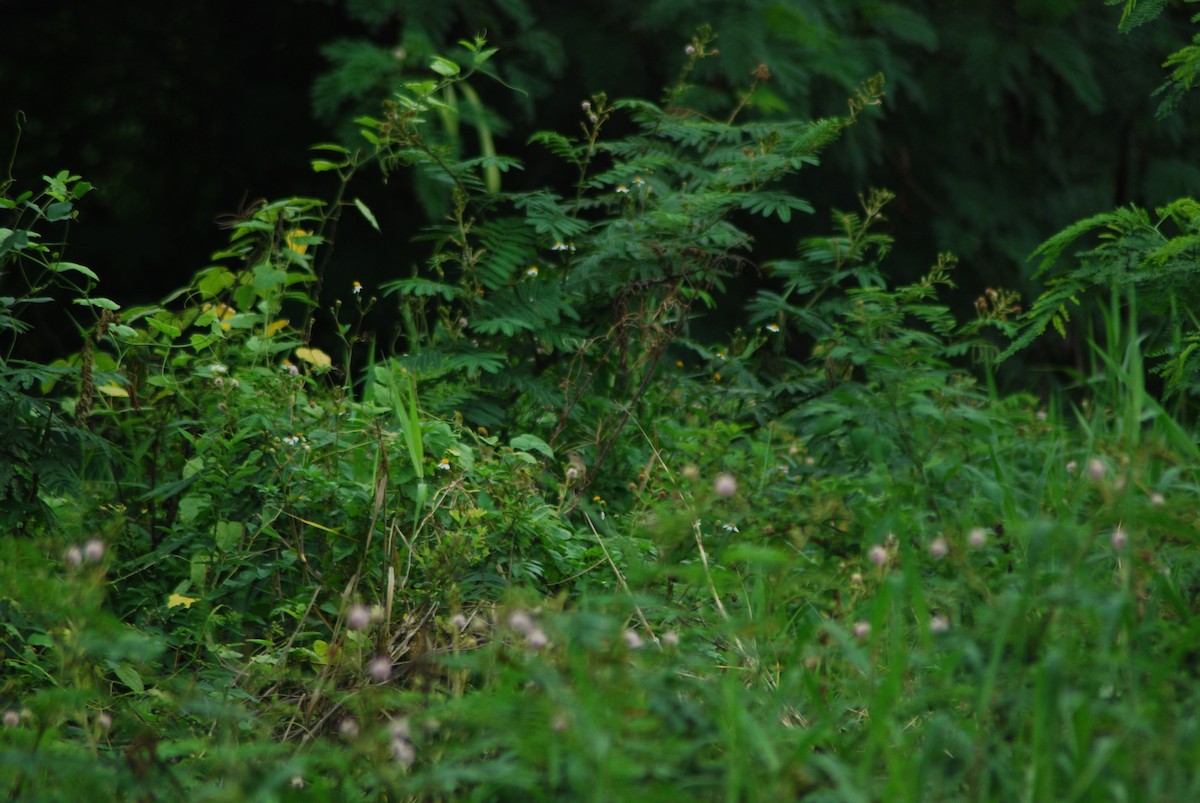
left=381, top=277, right=463, bottom=301
left=477, top=218, right=538, bottom=290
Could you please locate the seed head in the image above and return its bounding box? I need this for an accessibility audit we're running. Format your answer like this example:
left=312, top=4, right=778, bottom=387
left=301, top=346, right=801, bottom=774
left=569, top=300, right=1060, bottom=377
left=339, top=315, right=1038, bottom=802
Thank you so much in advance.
left=713, top=473, right=738, bottom=498
left=1111, top=526, right=1128, bottom=551
left=928, top=537, right=948, bottom=560
left=346, top=604, right=371, bottom=631
left=967, top=527, right=988, bottom=549
left=507, top=610, right=534, bottom=635
left=83, top=539, right=105, bottom=563
left=366, top=655, right=392, bottom=683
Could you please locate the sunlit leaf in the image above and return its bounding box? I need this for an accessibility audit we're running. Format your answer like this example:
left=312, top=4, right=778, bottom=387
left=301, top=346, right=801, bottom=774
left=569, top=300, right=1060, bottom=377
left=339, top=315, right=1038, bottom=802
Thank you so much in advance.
left=167, top=594, right=198, bottom=610
left=295, top=347, right=332, bottom=367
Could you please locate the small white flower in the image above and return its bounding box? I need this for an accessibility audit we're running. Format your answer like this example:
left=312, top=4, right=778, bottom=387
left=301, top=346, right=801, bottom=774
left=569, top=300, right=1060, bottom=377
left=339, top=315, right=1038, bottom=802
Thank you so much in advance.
left=346, top=604, right=371, bottom=631
left=1066, top=460, right=1078, bottom=475
left=1087, top=458, right=1106, bottom=481
left=616, top=185, right=630, bottom=194
left=852, top=621, right=871, bottom=639
left=1150, top=492, right=1165, bottom=507
left=3, top=710, right=19, bottom=729
left=1111, top=526, right=1128, bottom=551
left=765, top=323, right=780, bottom=333
left=662, top=631, right=680, bottom=647
left=525, top=266, right=539, bottom=277
left=352, top=280, right=363, bottom=295
left=391, top=737, right=416, bottom=767
left=451, top=613, right=468, bottom=630
left=622, top=629, right=643, bottom=650
left=722, top=522, right=740, bottom=533
left=366, top=655, right=392, bottom=683
left=526, top=628, right=549, bottom=650
left=507, top=610, right=534, bottom=635
left=84, top=539, right=106, bottom=563
left=928, top=537, right=948, bottom=560
left=65, top=546, right=83, bottom=568
left=868, top=545, right=887, bottom=566
left=210, top=363, right=228, bottom=374
left=713, top=473, right=738, bottom=498
left=967, top=527, right=988, bottom=549
left=929, top=615, right=950, bottom=634
left=552, top=241, right=569, bottom=251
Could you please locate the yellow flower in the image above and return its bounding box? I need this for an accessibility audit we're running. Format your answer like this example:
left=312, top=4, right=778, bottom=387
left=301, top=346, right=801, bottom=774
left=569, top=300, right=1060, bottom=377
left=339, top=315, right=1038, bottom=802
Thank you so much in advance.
left=285, top=229, right=312, bottom=256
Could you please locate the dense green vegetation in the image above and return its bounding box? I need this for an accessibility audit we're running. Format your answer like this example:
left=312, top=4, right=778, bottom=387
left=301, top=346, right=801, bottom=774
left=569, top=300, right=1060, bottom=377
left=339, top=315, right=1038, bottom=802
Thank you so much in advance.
left=4, top=2, right=1200, bottom=800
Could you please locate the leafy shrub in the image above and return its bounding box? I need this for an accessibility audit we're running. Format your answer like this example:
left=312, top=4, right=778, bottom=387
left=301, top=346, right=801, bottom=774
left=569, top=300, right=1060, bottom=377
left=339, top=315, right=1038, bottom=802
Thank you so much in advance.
left=4, top=23, right=1200, bottom=803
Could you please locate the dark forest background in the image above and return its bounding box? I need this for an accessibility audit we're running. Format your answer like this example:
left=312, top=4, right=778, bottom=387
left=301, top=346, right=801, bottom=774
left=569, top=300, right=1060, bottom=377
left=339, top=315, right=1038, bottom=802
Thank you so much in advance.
left=4, top=0, right=1198, bottom=367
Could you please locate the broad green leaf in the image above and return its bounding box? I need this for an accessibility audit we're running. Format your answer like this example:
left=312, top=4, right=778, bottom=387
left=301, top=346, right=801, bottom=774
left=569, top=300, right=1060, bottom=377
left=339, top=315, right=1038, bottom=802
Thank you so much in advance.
left=189, top=553, right=209, bottom=588
left=197, top=268, right=236, bottom=298
left=214, top=521, right=244, bottom=551
left=52, top=261, right=99, bottom=281
left=45, top=201, right=74, bottom=221
left=430, top=56, right=461, bottom=77
left=112, top=663, right=145, bottom=693
left=354, top=197, right=381, bottom=232
left=146, top=316, right=181, bottom=338
left=510, top=434, right=554, bottom=459
left=73, top=296, right=121, bottom=311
